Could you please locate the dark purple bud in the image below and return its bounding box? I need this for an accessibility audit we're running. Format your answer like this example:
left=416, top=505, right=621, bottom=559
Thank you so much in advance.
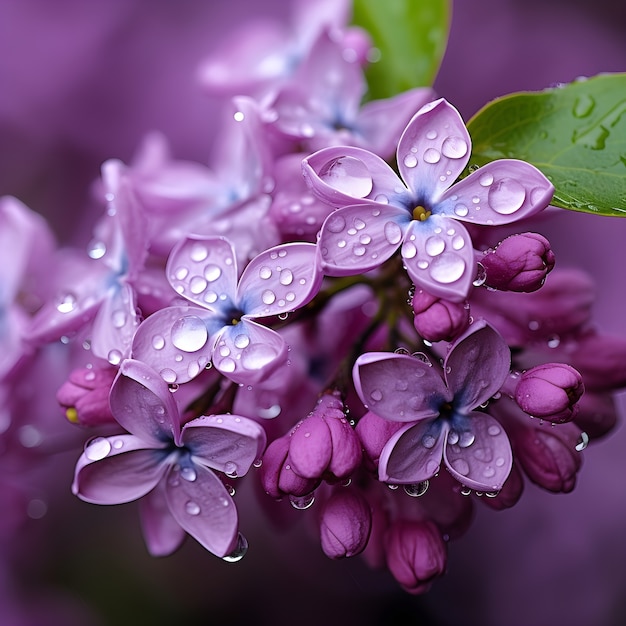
left=566, top=332, right=626, bottom=391
left=481, top=462, right=524, bottom=511
left=515, top=363, right=584, bottom=423
left=481, top=232, right=555, bottom=292
left=56, top=366, right=116, bottom=426
left=319, top=488, right=372, bottom=559
left=574, top=391, right=618, bottom=440
left=411, top=289, right=470, bottom=342
left=384, top=520, right=447, bottom=595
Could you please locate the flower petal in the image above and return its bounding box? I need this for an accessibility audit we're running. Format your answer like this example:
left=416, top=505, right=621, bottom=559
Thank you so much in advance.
left=317, top=203, right=409, bottom=276
left=379, top=420, right=446, bottom=483
left=213, top=320, right=287, bottom=385
left=131, top=305, right=214, bottom=385
left=397, top=99, right=470, bottom=202
left=165, top=464, right=238, bottom=557
left=139, top=479, right=186, bottom=557
left=443, top=412, right=512, bottom=492
left=437, top=159, right=554, bottom=225
left=445, top=321, right=511, bottom=411
left=238, top=242, right=322, bottom=316
left=110, top=359, right=182, bottom=443
left=302, top=146, right=412, bottom=208
left=182, top=413, right=266, bottom=476
left=402, top=215, right=475, bottom=302
left=166, top=235, right=238, bottom=311
left=72, top=435, right=168, bottom=504
left=353, top=352, right=448, bottom=422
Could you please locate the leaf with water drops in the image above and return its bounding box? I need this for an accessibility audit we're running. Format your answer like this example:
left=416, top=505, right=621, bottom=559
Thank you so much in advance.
left=467, top=73, right=626, bottom=216
left=352, top=0, right=450, bottom=100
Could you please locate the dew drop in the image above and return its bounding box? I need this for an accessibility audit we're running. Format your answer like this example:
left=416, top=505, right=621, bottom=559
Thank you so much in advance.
left=426, top=129, right=437, bottom=140
left=402, top=241, right=417, bottom=259
left=171, top=316, right=208, bottom=352
left=241, top=343, right=277, bottom=371
left=403, top=154, right=418, bottom=168
left=575, top=432, right=589, bottom=452
left=107, top=350, right=122, bottom=365
left=370, top=389, right=383, bottom=402
left=479, top=173, right=494, bottom=187
left=111, top=310, right=127, bottom=329
left=185, top=501, right=201, bottom=516
left=259, top=266, right=272, bottom=280
left=488, top=424, right=501, bottom=436
left=488, top=178, right=526, bottom=214
left=174, top=266, right=189, bottom=281
left=460, top=485, right=472, bottom=496
left=223, top=533, right=248, bottom=562
left=423, top=148, right=441, bottom=164
left=384, top=221, right=403, bottom=245
left=234, top=334, right=250, bottom=349
left=547, top=334, right=561, bottom=348
left=319, top=156, right=373, bottom=198
left=454, top=203, right=469, bottom=217
left=430, top=253, right=466, bottom=284
left=204, top=264, right=222, bottom=282
left=422, top=434, right=436, bottom=449
left=452, top=458, right=470, bottom=476
left=404, top=481, right=429, bottom=497
left=181, top=466, right=197, bottom=482
left=448, top=430, right=460, bottom=445
left=459, top=431, right=475, bottom=448
left=441, top=136, right=468, bottom=159
left=152, top=335, right=165, bottom=350
left=425, top=236, right=445, bottom=257
left=224, top=461, right=238, bottom=478
left=85, top=437, right=112, bottom=461
left=190, top=242, right=208, bottom=262
left=289, top=492, right=315, bottom=510
left=262, top=290, right=276, bottom=305
left=56, top=293, right=77, bottom=314
left=87, top=240, right=107, bottom=259
left=483, top=466, right=495, bottom=478
left=160, top=368, right=177, bottom=383
left=279, top=269, right=293, bottom=286
left=353, top=245, right=366, bottom=257
left=451, top=235, right=465, bottom=250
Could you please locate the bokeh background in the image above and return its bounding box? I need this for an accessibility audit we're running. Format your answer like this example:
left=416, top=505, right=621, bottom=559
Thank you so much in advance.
left=1, top=1, right=625, bottom=624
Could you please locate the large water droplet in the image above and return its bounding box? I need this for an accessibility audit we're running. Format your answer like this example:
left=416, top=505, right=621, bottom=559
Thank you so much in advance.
left=152, top=335, right=165, bottom=350
left=190, top=242, right=208, bottom=262
left=171, top=316, right=208, bottom=352
left=240, top=343, right=277, bottom=371
left=404, top=481, right=429, bottom=497
left=425, top=236, right=445, bottom=257
left=403, top=154, right=418, bottom=168
left=459, top=431, right=475, bottom=448
left=423, top=148, right=441, bottom=164
left=429, top=253, right=466, bottom=284
left=319, top=156, right=373, bottom=198
left=441, top=136, right=468, bottom=159
left=204, top=264, right=222, bottom=282
left=289, top=492, right=315, bottom=509
left=259, top=266, right=272, bottom=280
left=189, top=276, right=208, bottom=294
left=56, top=293, right=77, bottom=313
left=181, top=466, right=197, bottom=482
left=488, top=178, right=526, bottom=214
left=85, top=437, right=112, bottom=461
left=107, top=350, right=122, bottom=365
left=219, top=357, right=237, bottom=373
left=262, top=290, right=276, bottom=305
left=279, top=269, right=293, bottom=286
left=454, top=204, right=469, bottom=217
left=223, top=533, right=248, bottom=562
left=384, top=221, right=403, bottom=245
left=88, top=240, right=107, bottom=259
left=185, top=501, right=201, bottom=515
left=326, top=213, right=346, bottom=234
left=160, top=368, right=178, bottom=383
left=224, top=461, right=238, bottom=478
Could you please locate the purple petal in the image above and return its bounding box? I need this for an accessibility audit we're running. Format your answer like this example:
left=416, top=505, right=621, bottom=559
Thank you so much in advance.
left=166, top=235, right=238, bottom=311
left=325, top=415, right=363, bottom=478
left=402, top=215, right=475, bottom=302
left=164, top=464, right=238, bottom=557
left=181, top=413, right=266, bottom=476
left=318, top=203, right=409, bottom=276
left=72, top=435, right=168, bottom=504
left=213, top=320, right=287, bottom=385
left=302, top=146, right=412, bottom=208
left=131, top=305, right=214, bottom=385
left=379, top=420, right=446, bottom=483
left=444, top=321, right=511, bottom=410
left=139, top=479, right=186, bottom=557
left=238, top=242, right=322, bottom=315
left=397, top=99, right=470, bottom=202
left=289, top=415, right=332, bottom=479
left=443, top=412, right=512, bottom=491
left=353, top=352, right=448, bottom=422
left=110, top=359, right=182, bottom=443
left=437, top=159, right=554, bottom=225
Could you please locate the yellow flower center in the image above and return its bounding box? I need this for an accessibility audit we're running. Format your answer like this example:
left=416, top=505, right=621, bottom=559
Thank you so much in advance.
left=65, top=407, right=79, bottom=424
left=413, top=205, right=431, bottom=221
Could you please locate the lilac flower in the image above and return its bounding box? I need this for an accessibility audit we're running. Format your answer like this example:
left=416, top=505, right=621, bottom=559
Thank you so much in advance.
left=303, top=98, right=554, bottom=301
left=353, top=321, right=513, bottom=492
left=132, top=235, right=322, bottom=386
left=72, top=359, right=266, bottom=557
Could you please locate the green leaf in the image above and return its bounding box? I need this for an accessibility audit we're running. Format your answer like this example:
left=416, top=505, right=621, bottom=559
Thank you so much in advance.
left=467, top=74, right=626, bottom=217
left=352, top=0, right=450, bottom=100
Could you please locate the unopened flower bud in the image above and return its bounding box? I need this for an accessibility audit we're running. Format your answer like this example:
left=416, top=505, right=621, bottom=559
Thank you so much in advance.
left=355, top=410, right=404, bottom=470
left=411, top=289, right=469, bottom=342
left=481, top=462, right=524, bottom=511
left=515, top=363, right=584, bottom=423
left=481, top=232, right=555, bottom=292
left=384, top=520, right=447, bottom=594
left=319, top=488, right=372, bottom=559
left=56, top=366, right=116, bottom=426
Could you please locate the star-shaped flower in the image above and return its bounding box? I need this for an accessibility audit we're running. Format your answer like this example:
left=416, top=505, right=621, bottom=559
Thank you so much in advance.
left=72, top=359, right=266, bottom=557
left=353, top=321, right=513, bottom=492
left=303, top=98, right=554, bottom=301
left=132, top=235, right=322, bottom=386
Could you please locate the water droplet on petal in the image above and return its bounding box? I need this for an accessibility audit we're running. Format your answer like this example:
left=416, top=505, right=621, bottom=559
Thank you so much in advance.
left=223, top=533, right=248, bottom=562
left=181, top=466, right=197, bottom=482
left=459, top=431, right=475, bottom=448
left=448, top=430, right=460, bottom=445
left=441, top=136, right=468, bottom=159
left=426, top=130, right=438, bottom=140
left=111, top=310, right=127, bottom=329
left=425, top=236, right=445, bottom=257
left=452, top=458, right=470, bottom=476
left=289, top=492, right=315, bottom=509
left=423, top=148, right=441, bottom=164
left=384, top=221, right=403, bottom=245
left=488, top=424, right=501, bottom=436
left=259, top=266, right=272, bottom=280
left=185, top=501, right=201, bottom=515
left=152, top=335, right=165, bottom=350
left=85, top=437, right=112, bottom=461
left=404, top=481, right=429, bottom=497
left=262, top=290, right=276, bottom=305
left=190, top=242, right=208, bottom=262
left=479, top=173, right=494, bottom=187
left=404, top=154, right=418, bottom=168
left=422, top=434, right=436, bottom=449
left=189, top=276, right=208, bottom=294
left=488, top=178, right=526, bottom=214
left=56, top=293, right=77, bottom=313
left=241, top=343, right=278, bottom=371
left=171, top=316, right=208, bottom=352
left=160, top=368, right=177, bottom=383
left=370, top=389, right=383, bottom=402
left=234, top=334, right=250, bottom=349
left=430, top=253, right=466, bottom=284
left=279, top=269, right=293, bottom=286
left=224, top=461, right=238, bottom=478
left=319, top=156, right=373, bottom=198
left=107, top=350, right=122, bottom=365
left=87, top=240, right=107, bottom=259
left=204, top=264, right=222, bottom=282
left=402, top=241, right=417, bottom=259
left=174, top=266, right=189, bottom=281
left=454, top=204, right=469, bottom=217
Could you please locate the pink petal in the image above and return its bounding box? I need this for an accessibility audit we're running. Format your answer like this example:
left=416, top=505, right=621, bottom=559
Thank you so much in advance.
left=139, top=480, right=186, bottom=557
left=438, top=159, right=554, bottom=225
left=110, top=359, right=181, bottom=443
left=212, top=320, right=287, bottom=385
left=318, top=204, right=408, bottom=276
left=166, top=235, right=238, bottom=311
left=181, top=413, right=266, bottom=477
left=353, top=352, right=448, bottom=422
left=289, top=415, right=332, bottom=479
left=402, top=215, right=475, bottom=302
left=379, top=420, right=446, bottom=483
left=72, top=435, right=168, bottom=504
left=443, top=412, right=512, bottom=491
left=444, top=321, right=511, bottom=410
left=397, top=99, right=471, bottom=201
left=131, top=305, right=213, bottom=385
left=238, top=242, right=322, bottom=316
left=325, top=414, right=363, bottom=478
left=164, top=464, right=238, bottom=557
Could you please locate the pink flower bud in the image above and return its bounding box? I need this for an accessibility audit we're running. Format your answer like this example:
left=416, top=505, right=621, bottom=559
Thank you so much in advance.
left=515, top=422, right=583, bottom=493
left=319, top=488, right=372, bottom=559
left=515, top=363, right=584, bottom=423
left=411, top=288, right=469, bottom=342
left=355, top=410, right=404, bottom=470
left=384, top=520, right=447, bottom=594
left=481, top=232, right=555, bottom=292
left=56, top=366, right=116, bottom=426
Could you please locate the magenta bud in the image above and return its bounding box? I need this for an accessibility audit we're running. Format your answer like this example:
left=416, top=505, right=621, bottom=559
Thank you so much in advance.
left=515, top=363, right=584, bottom=423
left=319, top=488, right=372, bottom=559
left=355, top=410, right=404, bottom=470
left=411, top=289, right=470, bottom=342
left=384, top=520, right=447, bottom=594
left=56, top=366, right=117, bottom=426
left=481, top=462, right=524, bottom=511
left=481, top=232, right=555, bottom=292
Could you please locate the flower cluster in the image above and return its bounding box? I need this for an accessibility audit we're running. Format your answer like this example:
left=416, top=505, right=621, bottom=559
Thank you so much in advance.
left=2, top=0, right=625, bottom=603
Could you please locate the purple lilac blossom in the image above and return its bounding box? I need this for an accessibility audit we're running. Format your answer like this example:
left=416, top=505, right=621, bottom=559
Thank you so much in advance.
left=354, top=321, right=513, bottom=492
left=303, top=98, right=554, bottom=301
left=132, top=235, right=322, bottom=385
left=72, top=359, right=266, bottom=557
